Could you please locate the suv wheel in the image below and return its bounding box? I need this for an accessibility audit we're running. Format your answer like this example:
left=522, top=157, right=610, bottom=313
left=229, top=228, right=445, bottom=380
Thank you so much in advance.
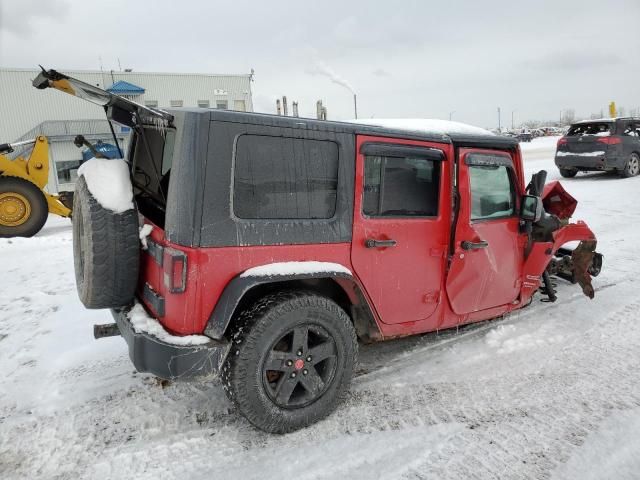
left=620, top=153, right=640, bottom=178
left=558, top=168, right=578, bottom=178
left=221, top=291, right=357, bottom=433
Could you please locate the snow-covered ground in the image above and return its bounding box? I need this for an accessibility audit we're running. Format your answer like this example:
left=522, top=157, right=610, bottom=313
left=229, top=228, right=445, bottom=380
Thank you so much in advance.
left=1, top=136, right=640, bottom=479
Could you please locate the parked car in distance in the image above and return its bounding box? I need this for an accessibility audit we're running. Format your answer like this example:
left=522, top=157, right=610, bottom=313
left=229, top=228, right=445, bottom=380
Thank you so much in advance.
left=555, top=118, right=640, bottom=178
left=516, top=128, right=532, bottom=143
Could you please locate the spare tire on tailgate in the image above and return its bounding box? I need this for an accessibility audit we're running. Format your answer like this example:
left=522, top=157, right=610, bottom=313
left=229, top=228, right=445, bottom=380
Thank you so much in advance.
left=73, top=173, right=140, bottom=309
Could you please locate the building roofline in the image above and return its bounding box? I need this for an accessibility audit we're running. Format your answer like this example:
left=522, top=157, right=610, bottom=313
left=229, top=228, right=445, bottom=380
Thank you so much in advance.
left=0, top=67, right=252, bottom=78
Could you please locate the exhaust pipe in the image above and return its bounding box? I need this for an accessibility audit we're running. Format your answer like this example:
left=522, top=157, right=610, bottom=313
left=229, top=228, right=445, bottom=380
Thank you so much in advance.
left=94, top=323, right=121, bottom=339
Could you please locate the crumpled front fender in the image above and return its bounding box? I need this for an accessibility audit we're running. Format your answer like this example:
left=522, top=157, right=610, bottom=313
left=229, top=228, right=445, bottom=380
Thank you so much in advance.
left=521, top=221, right=598, bottom=303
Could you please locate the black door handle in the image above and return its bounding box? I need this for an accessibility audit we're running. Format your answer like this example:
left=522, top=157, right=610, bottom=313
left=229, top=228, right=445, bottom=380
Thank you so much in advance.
left=365, top=239, right=397, bottom=248
left=461, top=240, right=489, bottom=250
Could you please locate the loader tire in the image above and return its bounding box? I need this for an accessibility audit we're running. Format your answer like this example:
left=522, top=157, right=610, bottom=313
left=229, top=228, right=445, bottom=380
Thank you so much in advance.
left=0, top=176, right=48, bottom=238
left=73, top=176, right=139, bottom=309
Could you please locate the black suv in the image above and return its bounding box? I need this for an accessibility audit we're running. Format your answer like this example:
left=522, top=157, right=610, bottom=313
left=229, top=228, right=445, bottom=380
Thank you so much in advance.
left=555, top=118, right=640, bottom=178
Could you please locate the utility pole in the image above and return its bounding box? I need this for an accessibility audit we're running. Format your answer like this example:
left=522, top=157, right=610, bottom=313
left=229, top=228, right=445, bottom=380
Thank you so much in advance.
left=497, top=107, right=501, bottom=131
left=511, top=110, right=516, bottom=129
left=353, top=94, right=358, bottom=119
left=449, top=111, right=455, bottom=121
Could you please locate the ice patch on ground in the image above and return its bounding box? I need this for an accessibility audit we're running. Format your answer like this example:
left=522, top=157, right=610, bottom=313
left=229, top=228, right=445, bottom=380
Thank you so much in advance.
left=347, top=118, right=493, bottom=136
left=240, top=261, right=352, bottom=278
left=128, top=303, right=210, bottom=346
left=78, top=158, right=134, bottom=213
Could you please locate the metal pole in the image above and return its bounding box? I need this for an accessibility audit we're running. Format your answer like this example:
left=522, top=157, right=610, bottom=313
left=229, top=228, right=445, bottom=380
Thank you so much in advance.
left=511, top=110, right=515, bottom=129
left=497, top=107, right=501, bottom=131
left=353, top=94, right=358, bottom=119
left=283, top=96, right=288, bottom=116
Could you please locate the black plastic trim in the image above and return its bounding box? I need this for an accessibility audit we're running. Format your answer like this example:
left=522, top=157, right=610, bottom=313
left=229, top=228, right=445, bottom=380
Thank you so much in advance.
left=204, top=271, right=358, bottom=340
left=143, top=283, right=165, bottom=317
left=111, top=307, right=231, bottom=381
left=146, top=238, right=164, bottom=266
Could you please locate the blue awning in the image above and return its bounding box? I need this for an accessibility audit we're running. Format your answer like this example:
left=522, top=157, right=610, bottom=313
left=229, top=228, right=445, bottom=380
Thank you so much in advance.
left=106, top=80, right=145, bottom=95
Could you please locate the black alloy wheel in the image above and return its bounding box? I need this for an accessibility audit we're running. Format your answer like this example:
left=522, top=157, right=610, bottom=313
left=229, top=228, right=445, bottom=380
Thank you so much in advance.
left=262, top=324, right=338, bottom=408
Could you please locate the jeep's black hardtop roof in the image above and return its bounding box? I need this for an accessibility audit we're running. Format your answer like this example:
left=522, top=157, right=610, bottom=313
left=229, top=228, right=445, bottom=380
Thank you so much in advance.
left=167, top=108, right=519, bottom=150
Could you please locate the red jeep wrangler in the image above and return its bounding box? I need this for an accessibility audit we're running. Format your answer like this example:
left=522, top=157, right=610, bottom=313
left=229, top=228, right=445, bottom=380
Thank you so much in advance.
left=34, top=69, right=602, bottom=433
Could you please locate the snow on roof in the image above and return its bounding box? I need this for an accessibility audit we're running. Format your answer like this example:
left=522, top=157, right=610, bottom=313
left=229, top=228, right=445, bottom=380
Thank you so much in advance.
left=575, top=118, right=615, bottom=123
left=346, top=118, right=494, bottom=136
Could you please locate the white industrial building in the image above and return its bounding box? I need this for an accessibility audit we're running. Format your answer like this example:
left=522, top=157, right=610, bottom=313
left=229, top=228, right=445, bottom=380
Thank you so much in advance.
left=0, top=68, right=254, bottom=193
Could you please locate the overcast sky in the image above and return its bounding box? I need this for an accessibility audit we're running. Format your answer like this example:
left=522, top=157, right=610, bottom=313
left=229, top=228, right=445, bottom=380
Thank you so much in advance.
left=1, top=0, right=639, bottom=128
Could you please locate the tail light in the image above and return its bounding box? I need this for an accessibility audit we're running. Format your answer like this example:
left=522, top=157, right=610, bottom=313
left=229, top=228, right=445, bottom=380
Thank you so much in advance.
left=163, top=247, right=187, bottom=293
left=597, top=136, right=622, bottom=145
left=557, top=137, right=568, bottom=147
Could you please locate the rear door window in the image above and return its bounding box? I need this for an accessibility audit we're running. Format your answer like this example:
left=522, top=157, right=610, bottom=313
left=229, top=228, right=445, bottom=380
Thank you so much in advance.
left=622, top=123, right=640, bottom=137
left=363, top=155, right=440, bottom=217
left=233, top=135, right=339, bottom=219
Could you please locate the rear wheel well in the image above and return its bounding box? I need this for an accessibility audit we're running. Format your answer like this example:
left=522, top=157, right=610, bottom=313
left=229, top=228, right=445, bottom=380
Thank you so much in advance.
left=228, top=278, right=381, bottom=343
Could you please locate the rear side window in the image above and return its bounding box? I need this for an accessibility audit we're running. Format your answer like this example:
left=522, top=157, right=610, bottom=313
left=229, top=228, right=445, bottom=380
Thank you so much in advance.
left=363, top=155, right=440, bottom=217
left=567, top=123, right=613, bottom=136
left=233, top=135, right=339, bottom=219
left=468, top=163, right=515, bottom=221
left=622, top=123, right=640, bottom=137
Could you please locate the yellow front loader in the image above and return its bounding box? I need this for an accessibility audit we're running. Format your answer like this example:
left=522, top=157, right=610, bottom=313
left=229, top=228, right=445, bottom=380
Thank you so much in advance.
left=0, top=136, right=71, bottom=238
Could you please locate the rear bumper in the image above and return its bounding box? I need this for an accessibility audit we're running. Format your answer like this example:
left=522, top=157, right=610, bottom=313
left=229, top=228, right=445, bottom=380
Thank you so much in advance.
left=555, top=154, right=622, bottom=171
left=111, top=307, right=231, bottom=381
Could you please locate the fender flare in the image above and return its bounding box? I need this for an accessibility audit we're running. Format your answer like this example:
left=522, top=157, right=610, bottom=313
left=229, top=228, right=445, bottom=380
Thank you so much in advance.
left=203, top=264, right=378, bottom=340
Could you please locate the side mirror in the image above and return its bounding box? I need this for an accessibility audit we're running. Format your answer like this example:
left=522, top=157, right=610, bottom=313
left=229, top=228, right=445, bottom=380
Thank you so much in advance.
left=520, top=195, right=543, bottom=222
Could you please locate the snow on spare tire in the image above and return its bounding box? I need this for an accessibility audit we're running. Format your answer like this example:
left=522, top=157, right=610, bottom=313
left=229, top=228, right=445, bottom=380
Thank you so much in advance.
left=73, top=158, right=139, bottom=309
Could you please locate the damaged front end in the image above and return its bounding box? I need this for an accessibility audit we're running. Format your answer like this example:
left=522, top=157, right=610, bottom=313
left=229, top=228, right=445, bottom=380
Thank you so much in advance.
left=522, top=173, right=603, bottom=304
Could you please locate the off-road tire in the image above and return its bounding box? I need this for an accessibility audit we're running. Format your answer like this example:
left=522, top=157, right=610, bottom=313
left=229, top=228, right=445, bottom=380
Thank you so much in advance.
left=72, top=176, right=139, bottom=309
left=558, top=168, right=578, bottom=178
left=221, top=291, right=358, bottom=433
left=619, top=152, right=640, bottom=178
left=0, top=176, right=48, bottom=238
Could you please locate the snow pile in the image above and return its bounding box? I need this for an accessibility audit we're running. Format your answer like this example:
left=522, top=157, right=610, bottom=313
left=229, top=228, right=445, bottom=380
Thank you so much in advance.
left=240, top=261, right=352, bottom=278
left=78, top=158, right=134, bottom=213
left=127, top=302, right=210, bottom=346
left=347, top=118, right=494, bottom=136
left=139, top=224, right=153, bottom=250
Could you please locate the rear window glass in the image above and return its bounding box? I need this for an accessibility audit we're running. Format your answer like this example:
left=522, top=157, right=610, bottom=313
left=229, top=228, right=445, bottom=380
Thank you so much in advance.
left=233, top=135, right=339, bottom=219
left=567, top=123, right=613, bottom=137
